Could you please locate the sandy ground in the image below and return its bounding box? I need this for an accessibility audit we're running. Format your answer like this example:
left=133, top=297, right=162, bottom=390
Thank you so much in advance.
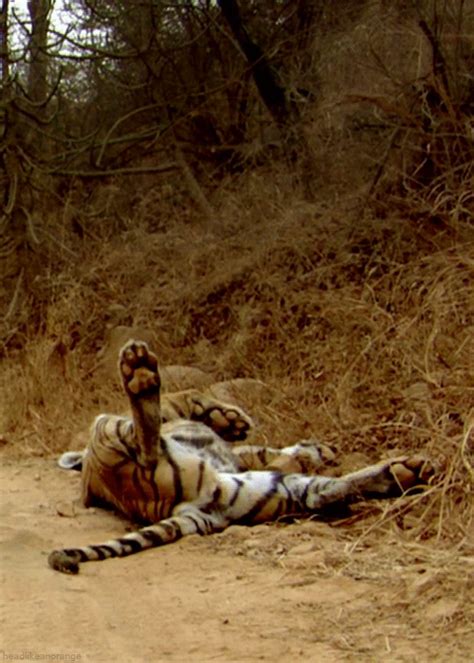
left=1, top=458, right=472, bottom=663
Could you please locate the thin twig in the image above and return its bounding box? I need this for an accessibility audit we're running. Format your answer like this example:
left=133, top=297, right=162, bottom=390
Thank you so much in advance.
left=3, top=269, right=23, bottom=322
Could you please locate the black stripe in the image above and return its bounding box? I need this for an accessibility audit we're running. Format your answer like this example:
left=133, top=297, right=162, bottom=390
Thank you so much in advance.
left=132, top=466, right=148, bottom=504
left=153, top=496, right=163, bottom=522
left=161, top=441, right=183, bottom=504
left=124, top=445, right=137, bottom=463
left=167, top=520, right=184, bottom=541
left=173, top=401, right=186, bottom=418
left=276, top=475, right=294, bottom=512
left=116, top=537, right=143, bottom=553
left=236, top=475, right=280, bottom=524
left=139, top=529, right=164, bottom=545
left=229, top=477, right=244, bottom=506
left=184, top=514, right=204, bottom=534
left=92, top=545, right=116, bottom=560
left=257, top=448, right=267, bottom=465
left=104, top=420, right=118, bottom=443
left=173, top=434, right=214, bottom=448
left=196, top=460, right=205, bottom=494
left=236, top=491, right=276, bottom=524
left=114, top=419, right=121, bottom=442
left=272, top=500, right=284, bottom=521
left=278, top=475, right=291, bottom=498
left=301, top=479, right=311, bottom=508
left=64, top=548, right=89, bottom=562
left=148, top=468, right=161, bottom=505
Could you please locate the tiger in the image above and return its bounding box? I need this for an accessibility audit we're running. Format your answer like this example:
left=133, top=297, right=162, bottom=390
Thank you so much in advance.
left=48, top=340, right=432, bottom=574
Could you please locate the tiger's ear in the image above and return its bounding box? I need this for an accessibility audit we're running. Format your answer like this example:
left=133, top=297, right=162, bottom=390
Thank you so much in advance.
left=57, top=451, right=84, bottom=471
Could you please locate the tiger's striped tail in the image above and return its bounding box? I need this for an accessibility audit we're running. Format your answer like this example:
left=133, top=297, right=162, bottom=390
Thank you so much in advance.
left=48, top=507, right=227, bottom=574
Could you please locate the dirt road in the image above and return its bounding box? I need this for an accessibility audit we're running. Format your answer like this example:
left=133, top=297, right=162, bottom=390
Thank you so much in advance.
left=1, top=459, right=471, bottom=662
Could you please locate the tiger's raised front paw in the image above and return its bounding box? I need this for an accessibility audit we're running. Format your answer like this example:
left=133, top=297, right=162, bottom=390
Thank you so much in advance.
left=119, top=340, right=160, bottom=399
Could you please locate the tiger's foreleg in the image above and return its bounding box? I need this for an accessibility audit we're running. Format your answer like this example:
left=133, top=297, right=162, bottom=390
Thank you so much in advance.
left=232, top=440, right=335, bottom=473
left=118, top=340, right=164, bottom=468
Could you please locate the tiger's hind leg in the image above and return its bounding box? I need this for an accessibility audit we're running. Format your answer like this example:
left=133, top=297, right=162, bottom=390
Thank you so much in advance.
left=223, top=455, right=433, bottom=524
left=300, top=455, right=433, bottom=511
left=118, top=340, right=163, bottom=468
left=346, top=455, right=433, bottom=497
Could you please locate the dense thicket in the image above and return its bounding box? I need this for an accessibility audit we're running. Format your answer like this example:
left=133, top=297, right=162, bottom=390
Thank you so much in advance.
left=2, top=2, right=473, bottom=202
left=1, top=0, right=473, bottom=353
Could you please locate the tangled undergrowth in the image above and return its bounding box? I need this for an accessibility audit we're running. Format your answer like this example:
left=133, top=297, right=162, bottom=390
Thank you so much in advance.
left=0, top=174, right=472, bottom=563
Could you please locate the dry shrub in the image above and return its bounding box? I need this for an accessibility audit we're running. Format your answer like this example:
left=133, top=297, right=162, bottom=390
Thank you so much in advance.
left=299, top=0, right=474, bottom=232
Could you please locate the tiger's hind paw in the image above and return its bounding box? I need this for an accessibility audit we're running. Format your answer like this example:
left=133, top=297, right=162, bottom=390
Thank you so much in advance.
left=346, top=454, right=434, bottom=498
left=388, top=455, right=435, bottom=492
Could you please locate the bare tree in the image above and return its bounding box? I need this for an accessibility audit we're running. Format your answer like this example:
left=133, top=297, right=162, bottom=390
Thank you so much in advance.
left=1, top=0, right=9, bottom=87
left=27, top=0, right=51, bottom=104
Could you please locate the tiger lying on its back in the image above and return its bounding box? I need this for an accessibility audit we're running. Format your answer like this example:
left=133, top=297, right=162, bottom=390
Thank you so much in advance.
left=49, top=340, right=432, bottom=574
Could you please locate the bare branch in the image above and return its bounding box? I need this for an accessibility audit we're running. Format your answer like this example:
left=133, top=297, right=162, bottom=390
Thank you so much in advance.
left=95, top=103, right=164, bottom=167
left=3, top=268, right=23, bottom=323
left=45, top=163, right=179, bottom=177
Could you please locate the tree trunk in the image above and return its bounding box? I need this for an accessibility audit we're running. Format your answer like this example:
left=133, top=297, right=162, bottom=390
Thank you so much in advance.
left=0, top=0, right=9, bottom=88
left=27, top=0, right=52, bottom=105
left=217, top=0, right=316, bottom=197
left=217, top=0, right=292, bottom=129
left=1, top=0, right=12, bottom=210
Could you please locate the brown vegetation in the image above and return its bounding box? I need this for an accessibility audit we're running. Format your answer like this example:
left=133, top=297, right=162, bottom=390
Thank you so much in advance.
left=0, top=1, right=473, bottom=657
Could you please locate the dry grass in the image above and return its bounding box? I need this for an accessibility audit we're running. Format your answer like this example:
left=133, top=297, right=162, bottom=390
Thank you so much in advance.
left=1, top=172, right=472, bottom=517
left=0, top=168, right=472, bottom=646
left=0, top=3, right=471, bottom=652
